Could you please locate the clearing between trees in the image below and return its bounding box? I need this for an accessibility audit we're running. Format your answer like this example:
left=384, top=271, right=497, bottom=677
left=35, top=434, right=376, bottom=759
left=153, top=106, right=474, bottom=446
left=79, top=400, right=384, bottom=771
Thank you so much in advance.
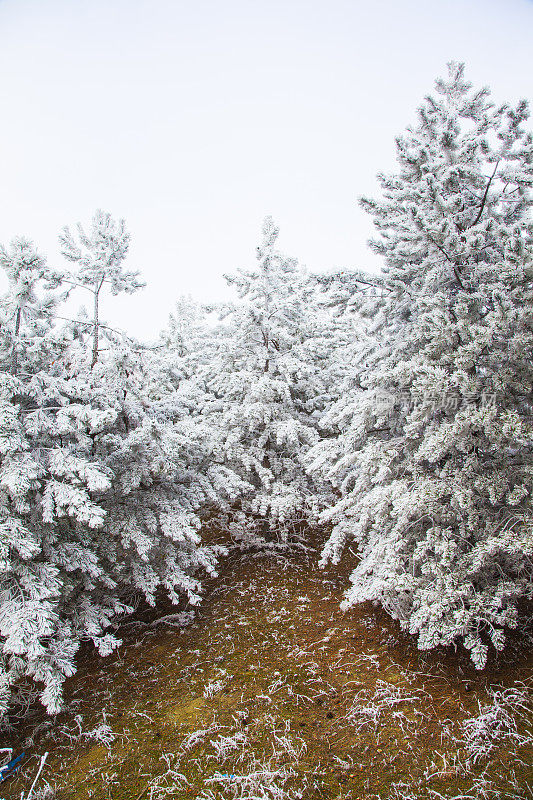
left=3, top=540, right=532, bottom=800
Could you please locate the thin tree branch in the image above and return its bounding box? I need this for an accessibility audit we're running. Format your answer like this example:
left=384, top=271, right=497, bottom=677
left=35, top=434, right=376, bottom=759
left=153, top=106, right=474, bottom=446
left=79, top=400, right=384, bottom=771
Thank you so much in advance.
left=471, top=161, right=500, bottom=228
left=424, top=233, right=467, bottom=291
left=54, top=316, right=125, bottom=336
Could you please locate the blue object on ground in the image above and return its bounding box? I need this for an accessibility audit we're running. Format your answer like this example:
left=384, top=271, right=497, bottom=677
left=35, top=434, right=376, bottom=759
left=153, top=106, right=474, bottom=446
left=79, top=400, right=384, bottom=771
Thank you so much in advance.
left=0, top=751, right=25, bottom=782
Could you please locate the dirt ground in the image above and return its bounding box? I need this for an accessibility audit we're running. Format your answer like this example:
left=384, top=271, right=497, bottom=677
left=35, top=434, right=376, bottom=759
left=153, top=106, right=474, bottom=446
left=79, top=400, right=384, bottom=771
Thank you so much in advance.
left=2, top=542, right=533, bottom=800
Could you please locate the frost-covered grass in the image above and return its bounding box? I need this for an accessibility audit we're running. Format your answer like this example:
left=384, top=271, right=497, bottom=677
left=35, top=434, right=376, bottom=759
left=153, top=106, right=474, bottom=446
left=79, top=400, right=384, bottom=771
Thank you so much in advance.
left=2, top=547, right=532, bottom=800
left=461, top=682, right=533, bottom=765
left=343, top=678, right=429, bottom=735
left=148, top=721, right=307, bottom=800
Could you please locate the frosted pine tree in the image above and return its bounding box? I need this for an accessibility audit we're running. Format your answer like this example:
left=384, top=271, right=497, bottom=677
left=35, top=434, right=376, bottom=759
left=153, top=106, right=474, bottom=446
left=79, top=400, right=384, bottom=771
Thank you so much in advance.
left=151, top=298, right=248, bottom=518
left=206, top=218, right=329, bottom=545
left=0, top=214, right=235, bottom=718
left=0, top=238, right=65, bottom=375
left=158, top=297, right=217, bottom=380
left=59, top=210, right=145, bottom=367
left=306, top=268, right=385, bottom=484
left=317, top=63, right=533, bottom=666
left=152, top=297, right=222, bottom=414
left=0, top=239, right=76, bottom=716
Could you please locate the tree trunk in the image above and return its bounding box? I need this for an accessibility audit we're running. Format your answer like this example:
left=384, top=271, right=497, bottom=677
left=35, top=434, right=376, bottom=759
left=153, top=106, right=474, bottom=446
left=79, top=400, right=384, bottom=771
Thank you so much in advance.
left=11, top=306, right=22, bottom=374
left=91, top=281, right=104, bottom=368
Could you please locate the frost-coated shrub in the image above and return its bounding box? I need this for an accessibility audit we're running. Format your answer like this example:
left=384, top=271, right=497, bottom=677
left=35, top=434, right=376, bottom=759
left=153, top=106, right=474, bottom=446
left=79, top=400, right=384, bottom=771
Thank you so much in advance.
left=310, top=63, right=533, bottom=666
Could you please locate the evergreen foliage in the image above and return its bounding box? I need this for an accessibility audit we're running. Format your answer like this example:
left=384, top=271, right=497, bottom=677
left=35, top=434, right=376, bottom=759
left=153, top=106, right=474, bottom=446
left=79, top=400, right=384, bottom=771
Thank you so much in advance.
left=310, top=63, right=533, bottom=666
left=204, top=217, right=332, bottom=545
left=2, top=63, right=533, bottom=722
left=0, top=214, right=233, bottom=716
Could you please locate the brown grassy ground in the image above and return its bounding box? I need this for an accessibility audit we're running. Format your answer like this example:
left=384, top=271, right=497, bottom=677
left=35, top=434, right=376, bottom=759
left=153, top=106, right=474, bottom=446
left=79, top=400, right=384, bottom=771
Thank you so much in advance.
left=2, top=542, right=533, bottom=800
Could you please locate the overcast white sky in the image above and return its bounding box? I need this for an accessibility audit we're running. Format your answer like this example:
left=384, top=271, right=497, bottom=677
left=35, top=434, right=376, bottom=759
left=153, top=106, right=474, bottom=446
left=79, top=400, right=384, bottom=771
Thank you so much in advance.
left=1, top=0, right=532, bottom=340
